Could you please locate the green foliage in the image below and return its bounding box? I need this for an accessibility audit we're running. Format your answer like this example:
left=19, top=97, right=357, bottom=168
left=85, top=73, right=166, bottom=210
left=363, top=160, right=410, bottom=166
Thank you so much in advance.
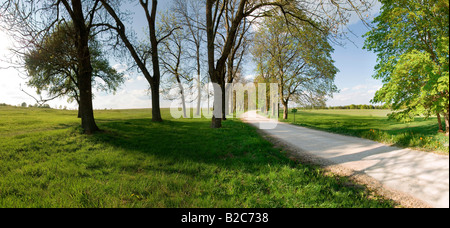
left=364, top=0, right=449, bottom=122
left=0, top=107, right=393, bottom=208
left=253, top=14, right=338, bottom=108
left=24, top=22, right=125, bottom=105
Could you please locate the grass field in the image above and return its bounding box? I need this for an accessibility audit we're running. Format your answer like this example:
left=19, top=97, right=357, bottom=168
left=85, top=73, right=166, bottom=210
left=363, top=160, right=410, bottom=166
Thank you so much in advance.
left=281, top=109, right=449, bottom=154
left=0, top=106, right=394, bottom=208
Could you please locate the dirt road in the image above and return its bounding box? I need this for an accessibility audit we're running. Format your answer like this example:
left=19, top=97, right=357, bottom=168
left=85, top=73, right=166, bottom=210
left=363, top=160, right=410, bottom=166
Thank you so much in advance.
left=241, top=111, right=449, bottom=208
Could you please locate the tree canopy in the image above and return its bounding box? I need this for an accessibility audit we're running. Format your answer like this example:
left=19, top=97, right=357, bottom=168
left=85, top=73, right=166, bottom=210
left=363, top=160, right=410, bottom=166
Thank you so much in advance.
left=253, top=14, right=338, bottom=119
left=24, top=22, right=124, bottom=115
left=364, top=0, right=449, bottom=134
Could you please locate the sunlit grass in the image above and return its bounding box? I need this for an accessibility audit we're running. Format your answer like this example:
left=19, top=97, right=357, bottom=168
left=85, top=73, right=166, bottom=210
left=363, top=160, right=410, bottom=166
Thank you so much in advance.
left=281, top=109, right=449, bottom=154
left=0, top=106, right=393, bottom=208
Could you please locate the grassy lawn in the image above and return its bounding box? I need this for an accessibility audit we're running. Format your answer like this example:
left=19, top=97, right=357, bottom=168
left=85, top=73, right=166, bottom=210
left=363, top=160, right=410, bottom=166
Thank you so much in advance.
left=0, top=106, right=394, bottom=208
left=280, top=109, right=449, bottom=155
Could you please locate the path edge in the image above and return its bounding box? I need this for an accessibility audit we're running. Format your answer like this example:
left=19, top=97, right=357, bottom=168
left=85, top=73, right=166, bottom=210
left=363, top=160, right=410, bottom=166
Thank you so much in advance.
left=242, top=117, right=433, bottom=208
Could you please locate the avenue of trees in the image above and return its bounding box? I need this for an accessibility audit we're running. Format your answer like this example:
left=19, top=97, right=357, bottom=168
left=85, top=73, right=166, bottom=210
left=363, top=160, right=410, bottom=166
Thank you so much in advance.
left=2, top=0, right=447, bottom=135
left=252, top=15, right=338, bottom=120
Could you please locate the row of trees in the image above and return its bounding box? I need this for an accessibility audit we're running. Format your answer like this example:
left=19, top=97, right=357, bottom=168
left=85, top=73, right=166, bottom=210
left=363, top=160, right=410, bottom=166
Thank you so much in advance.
left=21, top=102, right=52, bottom=109
left=1, top=0, right=377, bottom=134
left=300, top=104, right=391, bottom=110
left=252, top=15, right=338, bottom=120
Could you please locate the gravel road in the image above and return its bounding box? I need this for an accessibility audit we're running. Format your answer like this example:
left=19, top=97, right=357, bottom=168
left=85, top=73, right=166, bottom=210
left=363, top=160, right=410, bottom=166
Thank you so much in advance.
left=241, top=111, right=449, bottom=208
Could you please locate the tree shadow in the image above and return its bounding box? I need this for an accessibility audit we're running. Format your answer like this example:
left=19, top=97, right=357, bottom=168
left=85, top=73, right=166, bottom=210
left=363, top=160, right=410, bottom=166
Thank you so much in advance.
left=62, top=116, right=396, bottom=207
left=89, top=118, right=290, bottom=175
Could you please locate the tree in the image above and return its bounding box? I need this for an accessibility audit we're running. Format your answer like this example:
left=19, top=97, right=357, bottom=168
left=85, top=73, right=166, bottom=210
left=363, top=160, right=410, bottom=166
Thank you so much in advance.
left=1, top=0, right=107, bottom=134
left=99, top=0, right=180, bottom=122
left=253, top=15, right=338, bottom=120
left=205, top=0, right=376, bottom=128
left=172, top=0, right=207, bottom=117
left=159, top=13, right=193, bottom=118
left=223, top=5, right=252, bottom=120
left=364, top=0, right=449, bottom=135
left=24, top=22, right=124, bottom=118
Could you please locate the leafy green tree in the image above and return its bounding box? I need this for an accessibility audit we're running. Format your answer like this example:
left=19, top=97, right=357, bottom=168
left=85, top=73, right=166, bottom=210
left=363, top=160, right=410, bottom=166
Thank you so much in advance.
left=364, top=0, right=449, bottom=135
left=1, top=0, right=116, bottom=134
left=24, top=22, right=124, bottom=118
left=205, top=0, right=374, bottom=128
left=253, top=15, right=338, bottom=120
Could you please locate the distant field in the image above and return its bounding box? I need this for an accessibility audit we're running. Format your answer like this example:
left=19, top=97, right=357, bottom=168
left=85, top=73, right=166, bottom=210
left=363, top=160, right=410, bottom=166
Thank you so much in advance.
left=297, top=109, right=393, bottom=117
left=280, top=109, right=449, bottom=154
left=0, top=106, right=393, bottom=208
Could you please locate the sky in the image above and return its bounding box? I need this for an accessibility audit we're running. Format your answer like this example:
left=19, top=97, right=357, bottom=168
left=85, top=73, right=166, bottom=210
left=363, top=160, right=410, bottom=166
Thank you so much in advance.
left=327, top=21, right=383, bottom=107
left=0, top=1, right=382, bottom=110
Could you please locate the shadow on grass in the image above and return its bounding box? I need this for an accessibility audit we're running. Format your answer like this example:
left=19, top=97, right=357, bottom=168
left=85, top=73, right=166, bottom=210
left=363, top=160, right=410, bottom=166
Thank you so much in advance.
left=0, top=111, right=396, bottom=208
left=87, top=118, right=396, bottom=208
left=91, top=118, right=288, bottom=173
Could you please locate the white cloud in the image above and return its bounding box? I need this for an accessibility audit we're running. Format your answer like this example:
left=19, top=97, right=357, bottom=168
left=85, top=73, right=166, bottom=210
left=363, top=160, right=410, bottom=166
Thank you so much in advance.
left=94, top=87, right=151, bottom=110
left=352, top=84, right=368, bottom=90
left=112, top=64, right=128, bottom=73
left=327, top=83, right=382, bottom=107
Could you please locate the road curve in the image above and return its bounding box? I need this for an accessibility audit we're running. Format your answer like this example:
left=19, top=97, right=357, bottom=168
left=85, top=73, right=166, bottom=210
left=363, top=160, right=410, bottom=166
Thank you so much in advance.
left=241, top=111, right=449, bottom=208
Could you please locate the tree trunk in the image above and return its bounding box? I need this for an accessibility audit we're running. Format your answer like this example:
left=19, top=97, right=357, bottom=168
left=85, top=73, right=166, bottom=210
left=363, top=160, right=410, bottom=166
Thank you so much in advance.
left=79, top=78, right=99, bottom=134
left=196, top=44, right=201, bottom=116
left=283, top=101, right=288, bottom=120
left=206, top=0, right=248, bottom=128
left=177, top=81, right=187, bottom=118
left=148, top=1, right=163, bottom=123
left=76, top=100, right=82, bottom=118
left=444, top=112, right=449, bottom=136
left=437, top=112, right=443, bottom=132
left=265, top=88, right=270, bottom=114
left=72, top=0, right=99, bottom=134
left=150, top=82, right=163, bottom=122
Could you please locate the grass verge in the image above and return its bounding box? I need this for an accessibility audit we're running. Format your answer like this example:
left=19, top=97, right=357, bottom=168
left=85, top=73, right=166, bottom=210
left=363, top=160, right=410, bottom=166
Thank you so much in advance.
left=279, top=109, right=449, bottom=155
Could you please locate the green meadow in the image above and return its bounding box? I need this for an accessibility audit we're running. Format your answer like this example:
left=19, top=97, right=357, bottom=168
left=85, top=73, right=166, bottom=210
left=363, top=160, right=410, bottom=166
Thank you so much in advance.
left=0, top=106, right=393, bottom=208
left=281, top=109, right=449, bottom=155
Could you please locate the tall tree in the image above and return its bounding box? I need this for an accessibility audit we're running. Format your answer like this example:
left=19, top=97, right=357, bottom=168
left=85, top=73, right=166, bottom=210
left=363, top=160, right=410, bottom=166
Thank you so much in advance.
left=223, top=2, right=252, bottom=120
left=1, top=0, right=106, bottom=134
left=24, top=22, right=124, bottom=118
left=173, top=0, right=207, bottom=117
left=364, top=0, right=449, bottom=135
left=253, top=15, right=338, bottom=120
left=99, top=0, right=178, bottom=122
left=159, top=13, right=192, bottom=118
left=205, top=0, right=376, bottom=128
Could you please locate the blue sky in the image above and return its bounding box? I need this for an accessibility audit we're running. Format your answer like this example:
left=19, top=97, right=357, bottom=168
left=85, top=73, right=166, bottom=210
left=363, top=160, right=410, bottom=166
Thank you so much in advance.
left=327, top=21, right=382, bottom=107
left=0, top=1, right=382, bottom=109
